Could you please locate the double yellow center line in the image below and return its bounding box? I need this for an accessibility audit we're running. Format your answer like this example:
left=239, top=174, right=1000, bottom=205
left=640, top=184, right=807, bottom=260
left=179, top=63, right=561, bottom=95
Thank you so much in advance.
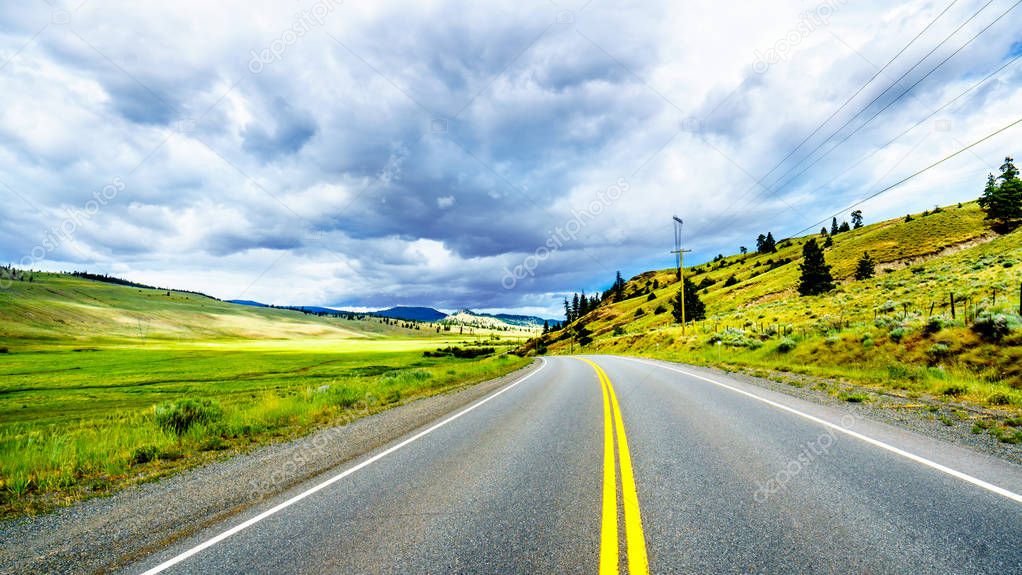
left=580, top=358, right=650, bottom=575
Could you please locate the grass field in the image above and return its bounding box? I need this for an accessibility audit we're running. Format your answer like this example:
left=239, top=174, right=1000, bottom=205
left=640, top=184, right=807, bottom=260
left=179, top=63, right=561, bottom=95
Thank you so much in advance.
left=0, top=273, right=530, bottom=517
left=532, top=202, right=1022, bottom=441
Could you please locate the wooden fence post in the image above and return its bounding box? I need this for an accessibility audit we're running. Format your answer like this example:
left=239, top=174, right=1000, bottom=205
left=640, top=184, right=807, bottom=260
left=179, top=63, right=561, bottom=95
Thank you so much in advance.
left=950, top=293, right=956, bottom=319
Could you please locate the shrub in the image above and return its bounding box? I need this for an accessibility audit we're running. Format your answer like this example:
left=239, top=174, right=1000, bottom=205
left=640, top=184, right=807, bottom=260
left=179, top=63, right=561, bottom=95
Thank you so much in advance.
left=131, top=445, right=160, bottom=465
left=0, top=346, right=8, bottom=353
left=612, top=326, right=626, bottom=336
left=889, top=327, right=910, bottom=343
left=777, top=338, right=797, bottom=353
left=987, top=392, right=1012, bottom=406
left=708, top=328, right=761, bottom=349
left=940, top=384, right=968, bottom=398
left=654, top=304, right=667, bottom=315
left=925, top=343, right=951, bottom=362
left=634, top=308, right=645, bottom=317
left=971, top=313, right=1020, bottom=341
left=924, top=314, right=953, bottom=334
left=154, top=398, right=223, bottom=438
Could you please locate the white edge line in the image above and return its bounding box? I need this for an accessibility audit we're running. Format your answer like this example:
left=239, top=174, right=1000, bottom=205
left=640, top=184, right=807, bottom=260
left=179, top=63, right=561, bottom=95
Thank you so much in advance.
left=618, top=356, right=1022, bottom=505
left=138, top=358, right=548, bottom=575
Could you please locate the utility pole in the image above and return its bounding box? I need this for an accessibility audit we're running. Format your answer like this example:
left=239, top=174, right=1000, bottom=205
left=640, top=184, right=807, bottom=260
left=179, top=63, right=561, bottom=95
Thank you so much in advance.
left=671, top=216, right=693, bottom=335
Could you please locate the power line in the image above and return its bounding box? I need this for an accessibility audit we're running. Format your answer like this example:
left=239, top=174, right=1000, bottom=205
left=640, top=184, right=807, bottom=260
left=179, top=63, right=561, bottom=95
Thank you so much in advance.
left=770, top=48, right=1022, bottom=215
left=762, top=0, right=999, bottom=193
left=767, top=0, right=1021, bottom=197
left=696, top=0, right=971, bottom=234
left=727, top=0, right=961, bottom=209
left=791, top=114, right=1022, bottom=238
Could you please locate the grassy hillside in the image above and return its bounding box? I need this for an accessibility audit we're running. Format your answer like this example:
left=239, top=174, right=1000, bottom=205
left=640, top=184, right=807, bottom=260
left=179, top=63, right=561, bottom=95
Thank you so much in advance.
left=0, top=272, right=443, bottom=349
left=530, top=202, right=1022, bottom=440
left=0, top=273, right=529, bottom=516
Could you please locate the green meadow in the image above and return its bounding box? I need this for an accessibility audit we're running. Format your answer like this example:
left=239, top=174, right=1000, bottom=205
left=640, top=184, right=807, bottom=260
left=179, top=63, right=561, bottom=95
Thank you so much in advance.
left=0, top=274, right=529, bottom=516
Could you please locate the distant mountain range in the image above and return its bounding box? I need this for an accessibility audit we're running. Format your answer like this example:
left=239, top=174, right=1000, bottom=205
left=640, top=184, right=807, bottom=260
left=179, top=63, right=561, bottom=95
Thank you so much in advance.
left=227, top=301, right=557, bottom=327
left=373, top=306, right=448, bottom=322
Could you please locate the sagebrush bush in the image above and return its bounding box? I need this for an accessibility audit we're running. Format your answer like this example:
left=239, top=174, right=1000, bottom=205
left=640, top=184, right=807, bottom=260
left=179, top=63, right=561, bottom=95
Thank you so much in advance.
left=708, top=328, right=761, bottom=349
left=971, top=313, right=1020, bottom=341
left=924, top=314, right=953, bottom=334
left=777, top=338, right=797, bottom=353
left=926, top=343, right=951, bottom=362
left=889, top=327, right=910, bottom=343
left=154, top=398, right=223, bottom=437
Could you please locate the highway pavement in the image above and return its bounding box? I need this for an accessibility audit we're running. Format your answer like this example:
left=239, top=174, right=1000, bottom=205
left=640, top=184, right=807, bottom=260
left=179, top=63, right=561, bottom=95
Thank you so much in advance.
left=125, top=355, right=1022, bottom=574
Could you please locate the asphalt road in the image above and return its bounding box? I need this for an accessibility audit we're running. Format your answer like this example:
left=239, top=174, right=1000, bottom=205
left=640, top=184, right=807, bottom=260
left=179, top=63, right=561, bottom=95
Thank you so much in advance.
left=126, top=355, right=1022, bottom=574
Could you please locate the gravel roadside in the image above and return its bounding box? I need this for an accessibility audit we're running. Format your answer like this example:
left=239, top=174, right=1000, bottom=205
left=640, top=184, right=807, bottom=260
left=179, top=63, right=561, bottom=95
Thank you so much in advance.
left=641, top=357, right=1022, bottom=466
left=0, top=361, right=542, bottom=575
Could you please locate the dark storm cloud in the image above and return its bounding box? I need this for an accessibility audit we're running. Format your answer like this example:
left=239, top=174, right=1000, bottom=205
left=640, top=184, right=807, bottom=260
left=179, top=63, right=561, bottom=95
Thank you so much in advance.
left=0, top=0, right=1019, bottom=315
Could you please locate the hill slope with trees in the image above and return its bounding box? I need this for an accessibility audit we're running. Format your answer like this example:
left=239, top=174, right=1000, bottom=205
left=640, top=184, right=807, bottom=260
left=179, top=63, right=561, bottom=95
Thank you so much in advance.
left=525, top=183, right=1022, bottom=442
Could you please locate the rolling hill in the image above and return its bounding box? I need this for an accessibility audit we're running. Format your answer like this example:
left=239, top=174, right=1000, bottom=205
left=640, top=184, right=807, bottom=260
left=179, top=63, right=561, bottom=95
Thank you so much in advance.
left=527, top=201, right=1022, bottom=428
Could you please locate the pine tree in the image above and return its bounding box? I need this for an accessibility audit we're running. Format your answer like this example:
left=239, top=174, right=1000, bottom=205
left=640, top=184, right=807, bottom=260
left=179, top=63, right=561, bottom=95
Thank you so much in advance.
left=981, top=157, right=1022, bottom=224
left=671, top=277, right=706, bottom=323
left=854, top=251, right=876, bottom=280
left=542, top=320, right=549, bottom=334
left=821, top=227, right=829, bottom=237
left=756, top=234, right=767, bottom=253
left=739, top=246, right=747, bottom=255
left=797, top=238, right=835, bottom=296
left=563, top=298, right=571, bottom=323
left=851, top=210, right=863, bottom=229
left=571, top=293, right=580, bottom=321
left=765, top=232, right=777, bottom=253
left=823, top=234, right=833, bottom=248
left=838, top=221, right=850, bottom=233
left=831, top=217, right=839, bottom=235
left=613, top=271, right=626, bottom=301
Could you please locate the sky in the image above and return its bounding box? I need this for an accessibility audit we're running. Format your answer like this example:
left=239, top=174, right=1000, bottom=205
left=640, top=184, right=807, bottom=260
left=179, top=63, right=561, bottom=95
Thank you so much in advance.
left=0, top=0, right=1020, bottom=318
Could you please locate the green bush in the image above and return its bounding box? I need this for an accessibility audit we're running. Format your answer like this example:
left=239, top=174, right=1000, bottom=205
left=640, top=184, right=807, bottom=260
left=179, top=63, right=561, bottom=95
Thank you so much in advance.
left=987, top=392, right=1012, bottom=406
left=940, top=384, right=968, bottom=398
left=708, top=328, right=761, bottom=349
left=776, top=338, right=797, bottom=353
left=925, top=343, right=951, bottom=362
left=131, top=445, right=159, bottom=465
left=971, top=313, right=1020, bottom=341
left=923, top=314, right=953, bottom=334
left=889, top=327, right=910, bottom=343
left=653, top=304, right=667, bottom=315
left=154, top=398, right=223, bottom=437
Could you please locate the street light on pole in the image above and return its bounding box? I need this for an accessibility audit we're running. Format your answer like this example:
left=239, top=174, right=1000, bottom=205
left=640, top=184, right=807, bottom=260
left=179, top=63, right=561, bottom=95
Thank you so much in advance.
left=671, top=216, right=692, bottom=335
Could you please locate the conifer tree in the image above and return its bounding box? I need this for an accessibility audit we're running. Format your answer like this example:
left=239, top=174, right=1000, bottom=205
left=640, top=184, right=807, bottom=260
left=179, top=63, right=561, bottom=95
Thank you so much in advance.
left=851, top=210, right=863, bottom=229
left=854, top=251, right=876, bottom=280
left=797, top=238, right=835, bottom=296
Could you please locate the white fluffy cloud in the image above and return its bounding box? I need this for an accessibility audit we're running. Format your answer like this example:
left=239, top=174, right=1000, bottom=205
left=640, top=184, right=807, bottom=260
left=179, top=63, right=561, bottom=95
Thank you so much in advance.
left=1, top=0, right=1020, bottom=317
